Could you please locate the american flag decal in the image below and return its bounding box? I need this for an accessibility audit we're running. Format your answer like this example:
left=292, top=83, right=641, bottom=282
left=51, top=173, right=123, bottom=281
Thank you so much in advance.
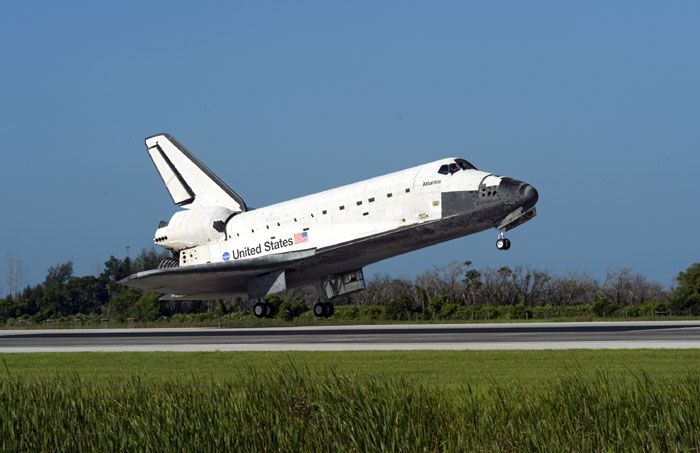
left=294, top=231, right=309, bottom=244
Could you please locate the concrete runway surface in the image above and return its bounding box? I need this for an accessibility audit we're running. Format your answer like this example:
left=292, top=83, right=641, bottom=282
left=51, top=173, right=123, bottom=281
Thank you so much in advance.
left=1, top=321, right=700, bottom=352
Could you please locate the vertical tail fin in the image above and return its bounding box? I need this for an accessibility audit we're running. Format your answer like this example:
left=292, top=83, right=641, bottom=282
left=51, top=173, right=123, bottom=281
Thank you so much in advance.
left=145, top=133, right=247, bottom=212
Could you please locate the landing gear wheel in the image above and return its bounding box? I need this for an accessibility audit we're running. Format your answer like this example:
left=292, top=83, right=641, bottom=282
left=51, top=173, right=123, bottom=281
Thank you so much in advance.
left=496, top=238, right=507, bottom=250
left=314, top=302, right=335, bottom=318
left=263, top=302, right=274, bottom=318
left=313, top=302, right=325, bottom=318
left=504, top=239, right=511, bottom=250
left=253, top=302, right=267, bottom=319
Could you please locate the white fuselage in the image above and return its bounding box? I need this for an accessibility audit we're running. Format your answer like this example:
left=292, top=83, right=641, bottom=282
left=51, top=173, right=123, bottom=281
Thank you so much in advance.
left=126, top=133, right=538, bottom=302
left=173, top=158, right=502, bottom=267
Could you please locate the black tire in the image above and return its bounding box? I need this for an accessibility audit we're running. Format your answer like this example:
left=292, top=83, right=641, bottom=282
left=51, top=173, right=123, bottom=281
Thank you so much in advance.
left=314, top=302, right=325, bottom=318
left=253, top=302, right=266, bottom=319
left=325, top=303, right=335, bottom=318
left=496, top=239, right=506, bottom=250
left=264, top=302, right=274, bottom=318
left=504, top=239, right=512, bottom=250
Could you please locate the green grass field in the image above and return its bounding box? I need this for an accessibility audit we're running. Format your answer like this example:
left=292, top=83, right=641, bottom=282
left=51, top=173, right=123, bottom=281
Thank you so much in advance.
left=2, top=349, right=700, bottom=385
left=1, top=350, right=700, bottom=450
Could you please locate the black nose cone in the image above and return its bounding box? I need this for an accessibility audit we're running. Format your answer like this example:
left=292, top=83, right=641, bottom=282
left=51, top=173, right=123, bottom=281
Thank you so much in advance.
left=499, top=178, right=539, bottom=210
left=519, top=183, right=538, bottom=210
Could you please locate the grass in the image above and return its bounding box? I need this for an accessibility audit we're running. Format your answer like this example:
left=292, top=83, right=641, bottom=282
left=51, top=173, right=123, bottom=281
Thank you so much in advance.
left=2, top=351, right=700, bottom=450
left=3, top=349, right=700, bottom=386
left=0, top=363, right=699, bottom=450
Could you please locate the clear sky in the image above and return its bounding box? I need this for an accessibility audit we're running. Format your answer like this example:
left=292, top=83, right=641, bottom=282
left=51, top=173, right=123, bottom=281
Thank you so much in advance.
left=1, top=1, right=698, bottom=290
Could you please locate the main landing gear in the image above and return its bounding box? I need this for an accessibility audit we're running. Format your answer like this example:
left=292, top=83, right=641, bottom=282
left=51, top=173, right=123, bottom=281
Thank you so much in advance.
left=496, top=231, right=511, bottom=251
left=313, top=301, right=335, bottom=318
left=253, top=301, right=274, bottom=319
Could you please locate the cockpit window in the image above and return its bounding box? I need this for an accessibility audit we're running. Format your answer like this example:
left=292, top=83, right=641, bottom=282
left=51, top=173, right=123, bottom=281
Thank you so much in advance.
left=438, top=159, right=477, bottom=176
left=455, top=158, right=477, bottom=170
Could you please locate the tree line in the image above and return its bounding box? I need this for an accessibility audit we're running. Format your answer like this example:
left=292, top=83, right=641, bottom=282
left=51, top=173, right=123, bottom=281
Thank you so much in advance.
left=1, top=249, right=699, bottom=324
left=0, top=249, right=170, bottom=324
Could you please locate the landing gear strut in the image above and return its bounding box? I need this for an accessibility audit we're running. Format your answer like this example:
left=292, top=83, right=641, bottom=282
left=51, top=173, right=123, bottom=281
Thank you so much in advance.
left=253, top=301, right=274, bottom=319
left=496, top=231, right=511, bottom=251
left=313, top=301, right=334, bottom=318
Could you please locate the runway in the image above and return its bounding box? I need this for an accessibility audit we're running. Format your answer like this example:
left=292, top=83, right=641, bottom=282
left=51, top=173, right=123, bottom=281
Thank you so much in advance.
left=1, top=321, right=700, bottom=352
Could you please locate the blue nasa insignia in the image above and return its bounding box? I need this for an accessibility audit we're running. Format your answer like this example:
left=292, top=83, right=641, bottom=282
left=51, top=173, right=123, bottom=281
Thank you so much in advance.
left=222, top=251, right=231, bottom=261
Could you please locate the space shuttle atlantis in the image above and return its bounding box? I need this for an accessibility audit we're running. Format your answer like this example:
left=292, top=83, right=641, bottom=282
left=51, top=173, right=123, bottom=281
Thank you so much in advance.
left=120, top=133, right=539, bottom=318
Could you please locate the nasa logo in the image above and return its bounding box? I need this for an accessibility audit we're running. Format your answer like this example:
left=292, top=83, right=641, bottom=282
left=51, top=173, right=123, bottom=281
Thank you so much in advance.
left=222, top=251, right=231, bottom=261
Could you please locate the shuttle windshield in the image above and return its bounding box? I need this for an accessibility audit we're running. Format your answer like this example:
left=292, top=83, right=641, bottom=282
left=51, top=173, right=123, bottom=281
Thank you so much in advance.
left=438, top=159, right=478, bottom=175
left=455, top=158, right=477, bottom=170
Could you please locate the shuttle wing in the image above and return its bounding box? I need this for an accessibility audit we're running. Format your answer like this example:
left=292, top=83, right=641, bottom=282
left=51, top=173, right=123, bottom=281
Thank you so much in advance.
left=146, top=133, right=247, bottom=212
left=119, top=248, right=316, bottom=299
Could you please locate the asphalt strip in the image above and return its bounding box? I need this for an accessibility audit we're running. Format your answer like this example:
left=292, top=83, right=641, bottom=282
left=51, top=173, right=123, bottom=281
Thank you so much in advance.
left=2, top=322, right=700, bottom=352
left=2, top=341, right=700, bottom=353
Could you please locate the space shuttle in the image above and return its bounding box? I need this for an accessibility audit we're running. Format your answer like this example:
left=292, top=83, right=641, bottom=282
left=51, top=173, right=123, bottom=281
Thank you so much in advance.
left=120, top=133, right=539, bottom=318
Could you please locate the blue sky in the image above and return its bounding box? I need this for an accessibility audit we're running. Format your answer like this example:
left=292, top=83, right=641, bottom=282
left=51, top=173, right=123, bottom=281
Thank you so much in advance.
left=1, top=1, right=698, bottom=290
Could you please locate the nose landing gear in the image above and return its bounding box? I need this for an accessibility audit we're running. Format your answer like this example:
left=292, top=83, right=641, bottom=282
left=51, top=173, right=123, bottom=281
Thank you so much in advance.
left=496, top=231, right=511, bottom=251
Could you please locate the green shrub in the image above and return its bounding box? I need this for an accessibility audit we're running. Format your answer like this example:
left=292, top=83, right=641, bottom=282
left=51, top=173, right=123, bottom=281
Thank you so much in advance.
left=428, top=296, right=447, bottom=318
left=334, top=306, right=360, bottom=319
left=130, top=292, right=162, bottom=322
left=385, top=297, right=413, bottom=320
left=592, top=297, right=617, bottom=317
left=671, top=263, right=700, bottom=314
left=277, top=299, right=306, bottom=320
left=440, top=302, right=459, bottom=319
left=365, top=305, right=384, bottom=320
